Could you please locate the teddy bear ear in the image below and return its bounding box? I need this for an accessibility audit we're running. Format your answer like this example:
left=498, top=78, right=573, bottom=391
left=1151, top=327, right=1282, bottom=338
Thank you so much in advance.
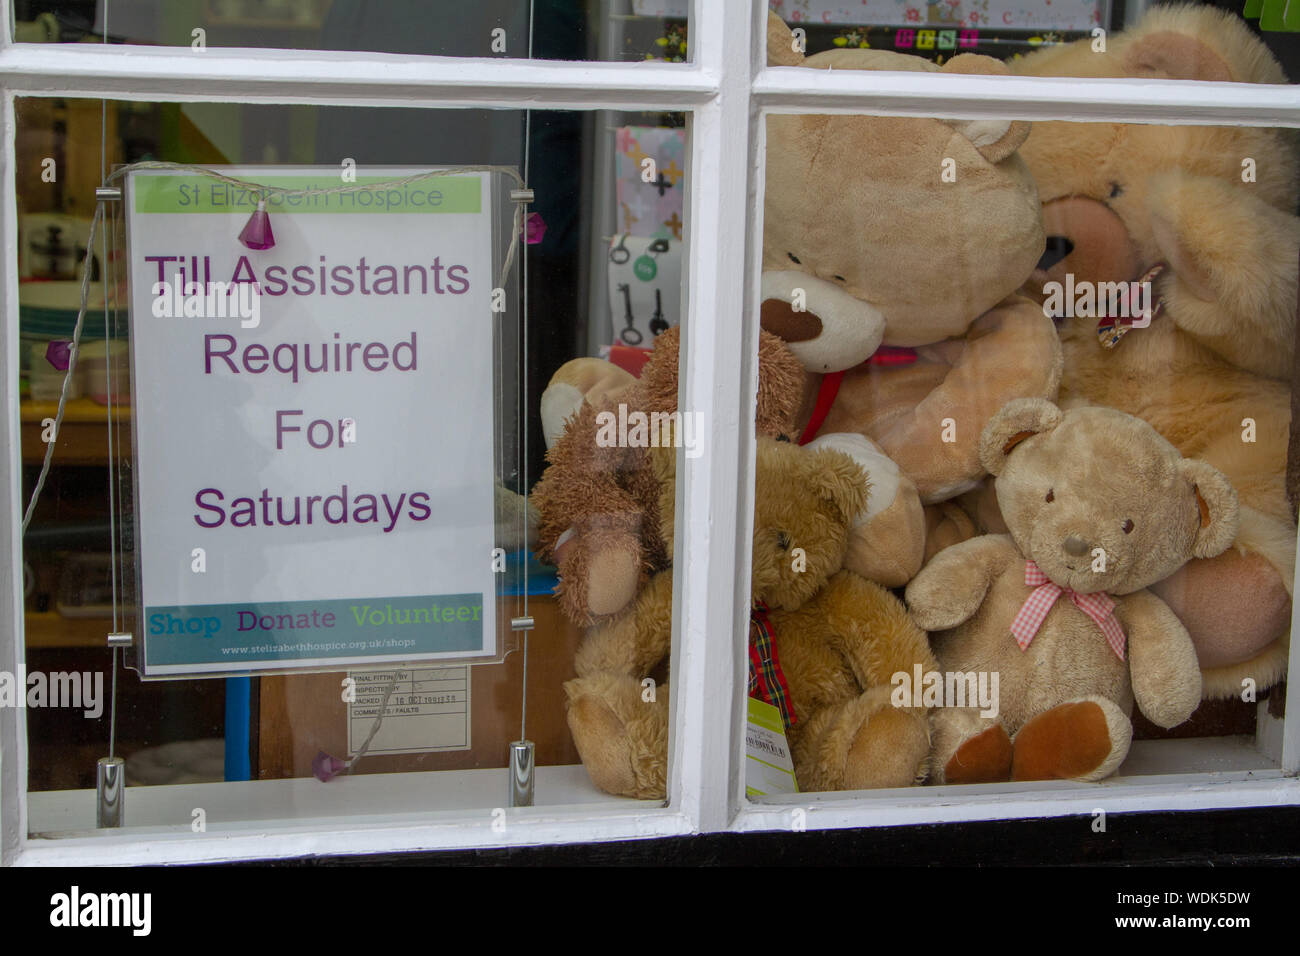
left=804, top=446, right=870, bottom=526
left=1177, top=459, right=1240, bottom=559
left=938, top=55, right=1030, bottom=163
left=1122, top=29, right=1235, bottom=83
left=766, top=11, right=805, bottom=67
left=940, top=116, right=1031, bottom=165
left=978, top=398, right=1063, bottom=476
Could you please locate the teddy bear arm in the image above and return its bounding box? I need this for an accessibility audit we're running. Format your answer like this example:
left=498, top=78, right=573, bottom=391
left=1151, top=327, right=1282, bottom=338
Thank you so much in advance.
left=574, top=570, right=675, bottom=678
left=821, top=570, right=938, bottom=690
left=877, top=303, right=1062, bottom=500
left=1121, top=589, right=1203, bottom=729
left=1149, top=172, right=1300, bottom=379
left=904, top=535, right=1014, bottom=632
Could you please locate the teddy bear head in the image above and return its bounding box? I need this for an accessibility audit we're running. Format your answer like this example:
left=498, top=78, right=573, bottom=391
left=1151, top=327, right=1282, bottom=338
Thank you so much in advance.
left=979, top=398, right=1239, bottom=596
left=651, top=435, right=867, bottom=610
left=1014, top=6, right=1296, bottom=301
left=759, top=13, right=1045, bottom=373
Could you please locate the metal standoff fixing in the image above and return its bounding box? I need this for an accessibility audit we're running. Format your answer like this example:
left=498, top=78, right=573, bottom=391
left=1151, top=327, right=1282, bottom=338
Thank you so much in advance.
left=106, top=632, right=133, bottom=648
left=509, top=188, right=535, bottom=204
left=510, top=615, right=535, bottom=631
left=508, top=740, right=535, bottom=807
left=95, top=186, right=122, bottom=202
left=97, top=756, right=125, bottom=828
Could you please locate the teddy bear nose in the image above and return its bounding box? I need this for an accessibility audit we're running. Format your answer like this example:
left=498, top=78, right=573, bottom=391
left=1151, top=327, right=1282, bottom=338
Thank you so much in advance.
left=1037, top=235, right=1075, bottom=272
left=760, top=298, right=823, bottom=343
left=1063, top=534, right=1091, bottom=557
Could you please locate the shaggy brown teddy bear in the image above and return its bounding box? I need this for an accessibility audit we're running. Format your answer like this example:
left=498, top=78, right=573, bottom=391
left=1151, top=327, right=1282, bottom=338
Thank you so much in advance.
left=1012, top=4, right=1298, bottom=698
left=906, top=399, right=1239, bottom=783
left=565, top=436, right=936, bottom=798
left=531, top=326, right=806, bottom=626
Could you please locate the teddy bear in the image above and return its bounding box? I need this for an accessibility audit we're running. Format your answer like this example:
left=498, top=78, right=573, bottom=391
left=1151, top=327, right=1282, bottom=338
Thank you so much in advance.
left=533, top=324, right=927, bottom=627
left=565, top=435, right=936, bottom=798
left=905, top=398, right=1239, bottom=783
left=1010, top=4, right=1298, bottom=698
left=761, top=13, right=1063, bottom=508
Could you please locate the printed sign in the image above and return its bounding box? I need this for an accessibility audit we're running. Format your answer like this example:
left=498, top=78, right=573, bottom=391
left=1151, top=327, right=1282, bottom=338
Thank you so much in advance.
left=126, top=167, right=500, bottom=676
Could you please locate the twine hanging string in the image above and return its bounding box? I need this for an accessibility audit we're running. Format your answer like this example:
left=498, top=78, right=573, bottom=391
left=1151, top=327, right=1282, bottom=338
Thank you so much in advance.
left=21, top=160, right=529, bottom=533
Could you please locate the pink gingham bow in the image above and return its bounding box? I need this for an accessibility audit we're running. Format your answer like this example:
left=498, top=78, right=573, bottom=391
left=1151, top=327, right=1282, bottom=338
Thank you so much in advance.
left=1010, top=561, right=1126, bottom=661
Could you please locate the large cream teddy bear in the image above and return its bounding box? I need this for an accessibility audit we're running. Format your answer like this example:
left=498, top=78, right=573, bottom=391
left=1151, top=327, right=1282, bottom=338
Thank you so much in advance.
left=762, top=13, right=1062, bottom=512
left=907, top=399, right=1239, bottom=783
left=1011, top=4, right=1298, bottom=698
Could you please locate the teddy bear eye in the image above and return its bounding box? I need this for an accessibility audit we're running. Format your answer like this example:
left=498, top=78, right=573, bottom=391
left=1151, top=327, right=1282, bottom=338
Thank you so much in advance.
left=1045, top=489, right=1054, bottom=503
left=833, top=274, right=846, bottom=282
left=787, top=252, right=801, bottom=265
left=777, top=531, right=791, bottom=551
left=1108, top=182, right=1123, bottom=199
left=1122, top=519, right=1134, bottom=534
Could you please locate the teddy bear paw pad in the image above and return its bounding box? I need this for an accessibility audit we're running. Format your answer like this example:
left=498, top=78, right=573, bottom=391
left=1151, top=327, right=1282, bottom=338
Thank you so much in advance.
left=1010, top=701, right=1117, bottom=782
left=944, top=725, right=1013, bottom=785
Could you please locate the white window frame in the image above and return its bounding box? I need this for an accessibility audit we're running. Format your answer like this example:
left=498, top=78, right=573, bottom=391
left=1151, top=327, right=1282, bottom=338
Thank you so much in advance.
left=0, top=0, right=1297, bottom=866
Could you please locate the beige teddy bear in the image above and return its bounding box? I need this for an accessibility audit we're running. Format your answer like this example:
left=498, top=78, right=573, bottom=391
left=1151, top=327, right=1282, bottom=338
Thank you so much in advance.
left=906, top=399, right=1239, bottom=783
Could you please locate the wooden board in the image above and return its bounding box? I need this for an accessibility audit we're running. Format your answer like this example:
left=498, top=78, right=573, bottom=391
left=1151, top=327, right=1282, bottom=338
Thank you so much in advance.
left=257, top=595, right=584, bottom=778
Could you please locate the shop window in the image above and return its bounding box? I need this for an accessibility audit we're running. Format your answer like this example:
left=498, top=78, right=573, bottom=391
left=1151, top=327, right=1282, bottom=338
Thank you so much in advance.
left=16, top=97, right=694, bottom=832
left=4, top=0, right=1299, bottom=864
left=10, top=1, right=692, bottom=64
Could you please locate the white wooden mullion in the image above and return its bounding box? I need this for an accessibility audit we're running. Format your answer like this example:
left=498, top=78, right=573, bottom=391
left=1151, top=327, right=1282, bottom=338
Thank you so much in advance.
left=0, top=88, right=29, bottom=868
left=666, top=0, right=759, bottom=833
left=0, top=43, right=719, bottom=111
left=756, top=66, right=1300, bottom=127
left=1282, top=531, right=1300, bottom=773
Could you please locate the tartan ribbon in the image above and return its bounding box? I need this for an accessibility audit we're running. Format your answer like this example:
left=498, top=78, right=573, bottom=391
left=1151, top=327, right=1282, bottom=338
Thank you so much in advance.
left=1010, top=561, right=1126, bottom=661
left=749, top=601, right=797, bottom=732
left=1097, top=262, right=1166, bottom=350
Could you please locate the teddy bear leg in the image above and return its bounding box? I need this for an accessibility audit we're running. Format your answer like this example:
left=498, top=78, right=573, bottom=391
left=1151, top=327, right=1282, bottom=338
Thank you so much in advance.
left=804, top=434, right=926, bottom=586
left=1198, top=638, right=1291, bottom=703
left=1147, top=501, right=1293, bottom=692
left=1010, top=696, right=1132, bottom=782
left=794, top=686, right=930, bottom=792
left=932, top=707, right=1012, bottom=785
left=843, top=473, right=927, bottom=587
left=564, top=673, right=668, bottom=799
left=1148, top=550, right=1291, bottom=673
left=554, top=522, right=646, bottom=623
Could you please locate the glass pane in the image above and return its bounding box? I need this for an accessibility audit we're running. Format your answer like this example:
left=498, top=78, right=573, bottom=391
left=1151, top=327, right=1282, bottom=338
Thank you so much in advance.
left=747, top=13, right=1294, bottom=800
left=11, top=1, right=693, bottom=63
left=768, top=0, right=1300, bottom=85
left=16, top=95, right=692, bottom=831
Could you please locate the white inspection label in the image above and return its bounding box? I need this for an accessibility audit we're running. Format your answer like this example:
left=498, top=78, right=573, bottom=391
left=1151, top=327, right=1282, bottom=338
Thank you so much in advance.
left=347, top=667, right=471, bottom=756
